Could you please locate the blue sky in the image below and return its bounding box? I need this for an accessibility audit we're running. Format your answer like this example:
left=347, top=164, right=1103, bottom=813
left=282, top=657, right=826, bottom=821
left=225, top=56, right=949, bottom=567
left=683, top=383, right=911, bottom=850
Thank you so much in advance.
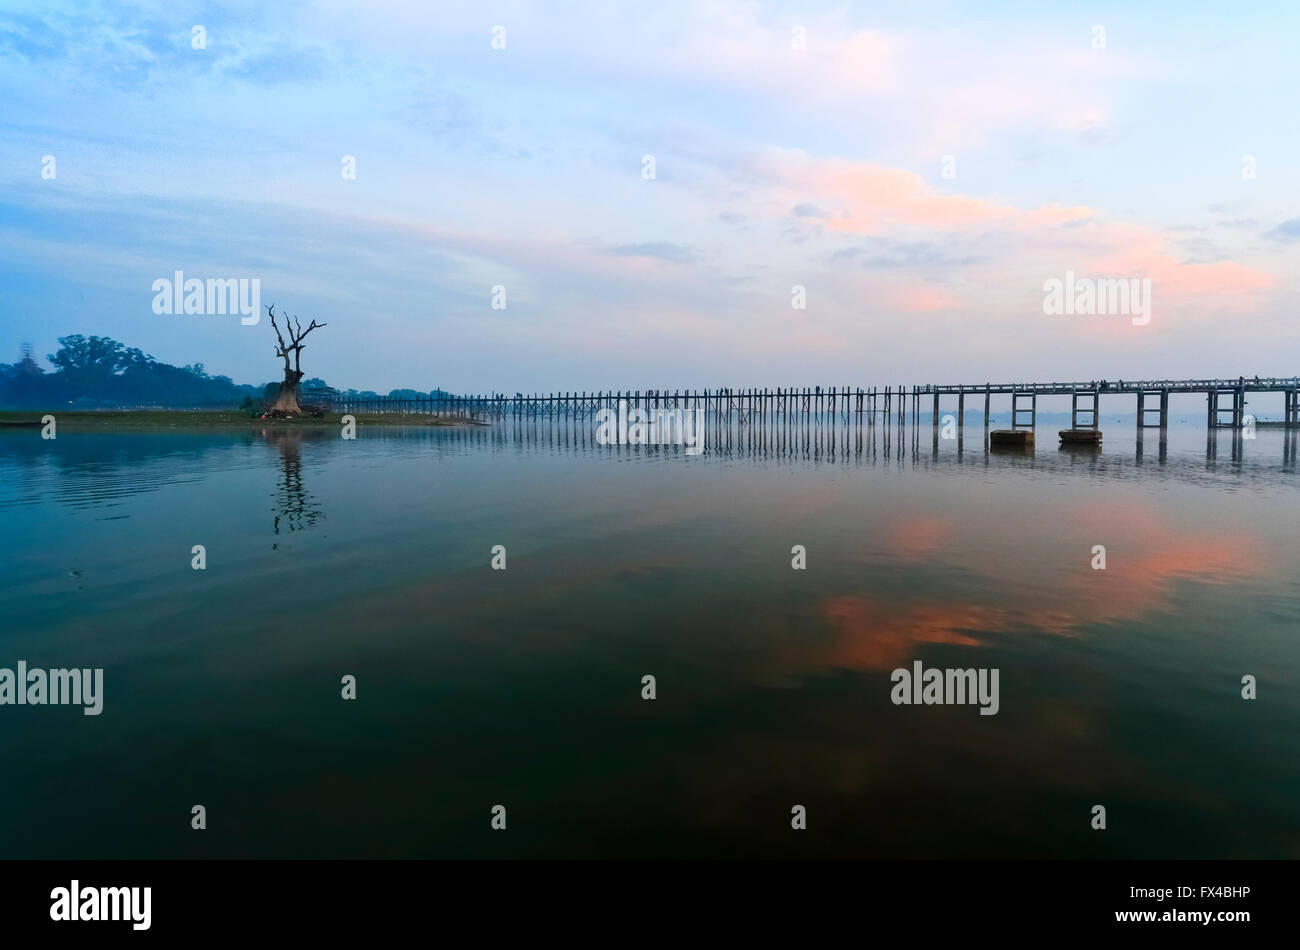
left=1, top=1, right=1297, bottom=392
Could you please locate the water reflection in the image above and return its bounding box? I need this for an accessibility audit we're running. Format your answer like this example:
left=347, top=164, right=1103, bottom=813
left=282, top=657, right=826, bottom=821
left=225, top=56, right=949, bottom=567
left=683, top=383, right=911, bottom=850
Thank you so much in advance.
left=420, top=416, right=1299, bottom=492
left=0, top=419, right=1296, bottom=859
left=1, top=417, right=1295, bottom=518
left=260, top=429, right=324, bottom=536
left=0, top=431, right=231, bottom=510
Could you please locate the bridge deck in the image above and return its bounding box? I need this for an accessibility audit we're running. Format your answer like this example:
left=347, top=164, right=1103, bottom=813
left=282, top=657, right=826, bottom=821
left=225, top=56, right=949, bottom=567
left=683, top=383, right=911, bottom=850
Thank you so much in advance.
left=921, top=377, right=1299, bottom=395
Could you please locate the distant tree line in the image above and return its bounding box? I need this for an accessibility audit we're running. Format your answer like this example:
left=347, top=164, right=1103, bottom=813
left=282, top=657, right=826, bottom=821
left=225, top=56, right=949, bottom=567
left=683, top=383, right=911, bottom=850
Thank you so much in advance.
left=0, top=336, right=454, bottom=410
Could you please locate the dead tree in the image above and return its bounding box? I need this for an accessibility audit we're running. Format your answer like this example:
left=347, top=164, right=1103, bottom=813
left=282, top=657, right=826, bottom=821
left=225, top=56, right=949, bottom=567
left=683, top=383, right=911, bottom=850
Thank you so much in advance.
left=267, top=303, right=327, bottom=415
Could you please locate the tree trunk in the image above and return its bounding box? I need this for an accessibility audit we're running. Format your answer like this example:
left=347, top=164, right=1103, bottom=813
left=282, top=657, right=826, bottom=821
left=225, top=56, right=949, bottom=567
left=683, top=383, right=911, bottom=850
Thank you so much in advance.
left=271, top=369, right=304, bottom=414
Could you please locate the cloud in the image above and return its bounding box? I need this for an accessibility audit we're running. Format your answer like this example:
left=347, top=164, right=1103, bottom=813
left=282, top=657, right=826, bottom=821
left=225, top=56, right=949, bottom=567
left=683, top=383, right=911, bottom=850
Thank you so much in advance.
left=0, top=12, right=67, bottom=61
left=828, top=238, right=985, bottom=270
left=649, top=11, right=1159, bottom=150
left=1076, top=220, right=1277, bottom=304
left=733, top=149, right=1277, bottom=324
left=750, top=148, right=1093, bottom=235
left=1265, top=218, right=1300, bottom=242
left=0, top=0, right=1291, bottom=386
left=608, top=242, right=699, bottom=265
left=661, top=14, right=898, bottom=101
left=886, top=285, right=958, bottom=313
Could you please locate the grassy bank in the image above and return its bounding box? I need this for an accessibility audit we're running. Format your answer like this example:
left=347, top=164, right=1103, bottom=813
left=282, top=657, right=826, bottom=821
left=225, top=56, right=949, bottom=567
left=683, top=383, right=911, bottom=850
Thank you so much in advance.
left=0, top=410, right=487, bottom=429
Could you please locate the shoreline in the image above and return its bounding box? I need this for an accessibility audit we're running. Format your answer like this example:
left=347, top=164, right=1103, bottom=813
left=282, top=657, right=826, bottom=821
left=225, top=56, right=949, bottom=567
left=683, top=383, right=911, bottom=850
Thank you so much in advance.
left=0, top=410, right=489, bottom=429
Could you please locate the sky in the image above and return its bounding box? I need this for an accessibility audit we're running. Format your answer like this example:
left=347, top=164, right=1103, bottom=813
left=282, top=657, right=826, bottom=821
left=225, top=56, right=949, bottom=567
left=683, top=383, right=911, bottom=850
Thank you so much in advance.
left=0, top=0, right=1297, bottom=393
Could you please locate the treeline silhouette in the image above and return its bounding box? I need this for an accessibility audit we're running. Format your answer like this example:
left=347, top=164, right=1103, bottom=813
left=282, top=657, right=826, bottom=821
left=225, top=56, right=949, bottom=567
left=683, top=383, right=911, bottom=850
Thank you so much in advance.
left=0, top=336, right=453, bottom=411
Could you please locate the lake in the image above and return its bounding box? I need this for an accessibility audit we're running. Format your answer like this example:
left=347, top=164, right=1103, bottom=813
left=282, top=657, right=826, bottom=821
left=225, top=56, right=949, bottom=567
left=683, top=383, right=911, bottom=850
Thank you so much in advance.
left=1, top=419, right=1297, bottom=858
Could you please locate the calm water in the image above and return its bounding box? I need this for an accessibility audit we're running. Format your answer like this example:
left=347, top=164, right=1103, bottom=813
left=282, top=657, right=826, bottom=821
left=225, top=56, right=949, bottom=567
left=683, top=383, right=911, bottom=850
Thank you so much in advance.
left=1, top=420, right=1297, bottom=858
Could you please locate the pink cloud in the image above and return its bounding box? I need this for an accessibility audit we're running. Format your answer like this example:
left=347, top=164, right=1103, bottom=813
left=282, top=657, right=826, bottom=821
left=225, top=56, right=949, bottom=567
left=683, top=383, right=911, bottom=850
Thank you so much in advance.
left=751, top=150, right=1278, bottom=322
left=752, top=148, right=1092, bottom=234
left=1079, top=221, right=1277, bottom=304
left=888, top=285, right=958, bottom=313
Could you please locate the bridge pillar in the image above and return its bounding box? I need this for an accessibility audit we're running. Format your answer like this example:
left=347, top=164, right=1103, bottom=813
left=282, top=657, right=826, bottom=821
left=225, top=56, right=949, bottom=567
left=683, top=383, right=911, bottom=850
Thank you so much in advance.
left=1011, top=391, right=1035, bottom=429
left=958, top=389, right=965, bottom=431
left=1208, top=388, right=1244, bottom=429
left=1137, top=390, right=1166, bottom=430
left=932, top=391, right=939, bottom=428
left=1071, top=390, right=1099, bottom=429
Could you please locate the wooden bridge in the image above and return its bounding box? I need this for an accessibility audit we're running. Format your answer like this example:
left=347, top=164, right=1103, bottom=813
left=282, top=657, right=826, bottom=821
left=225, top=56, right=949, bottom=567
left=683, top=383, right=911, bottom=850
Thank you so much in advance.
left=920, top=376, right=1300, bottom=430
left=332, top=377, right=1300, bottom=431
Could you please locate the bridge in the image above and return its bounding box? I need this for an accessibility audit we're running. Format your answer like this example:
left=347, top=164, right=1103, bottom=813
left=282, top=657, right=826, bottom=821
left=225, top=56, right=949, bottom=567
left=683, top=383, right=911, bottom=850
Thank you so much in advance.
left=332, top=376, right=1300, bottom=431
left=919, top=376, right=1300, bottom=430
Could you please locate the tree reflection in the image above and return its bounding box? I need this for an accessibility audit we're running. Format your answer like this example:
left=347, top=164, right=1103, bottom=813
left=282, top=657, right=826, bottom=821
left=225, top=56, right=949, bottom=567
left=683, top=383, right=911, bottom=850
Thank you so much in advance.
left=261, top=429, right=324, bottom=536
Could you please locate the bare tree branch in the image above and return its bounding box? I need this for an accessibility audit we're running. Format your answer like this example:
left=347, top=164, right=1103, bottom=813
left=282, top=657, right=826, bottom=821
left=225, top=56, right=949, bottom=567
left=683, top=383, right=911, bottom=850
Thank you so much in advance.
left=267, top=304, right=293, bottom=372
left=265, top=302, right=329, bottom=415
